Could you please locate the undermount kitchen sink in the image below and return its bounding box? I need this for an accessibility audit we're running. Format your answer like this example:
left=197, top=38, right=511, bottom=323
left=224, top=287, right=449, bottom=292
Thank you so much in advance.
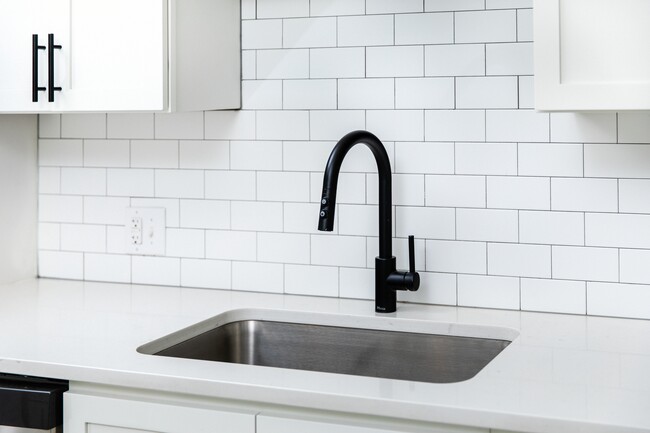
left=138, top=309, right=517, bottom=384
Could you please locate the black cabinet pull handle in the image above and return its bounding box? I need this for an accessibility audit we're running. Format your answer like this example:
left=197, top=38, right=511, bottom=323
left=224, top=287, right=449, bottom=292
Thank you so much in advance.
left=47, top=33, right=62, bottom=102
left=32, top=34, right=46, bottom=102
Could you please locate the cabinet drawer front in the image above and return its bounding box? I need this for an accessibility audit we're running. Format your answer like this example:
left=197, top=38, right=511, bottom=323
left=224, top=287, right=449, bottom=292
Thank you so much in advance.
left=64, top=392, right=255, bottom=433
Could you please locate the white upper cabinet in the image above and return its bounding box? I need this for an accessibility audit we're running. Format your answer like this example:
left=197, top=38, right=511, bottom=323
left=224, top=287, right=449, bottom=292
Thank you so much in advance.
left=0, top=0, right=240, bottom=113
left=534, top=0, right=650, bottom=111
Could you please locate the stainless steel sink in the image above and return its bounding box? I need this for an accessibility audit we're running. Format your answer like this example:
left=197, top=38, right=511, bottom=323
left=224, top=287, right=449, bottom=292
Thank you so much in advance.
left=138, top=310, right=515, bottom=384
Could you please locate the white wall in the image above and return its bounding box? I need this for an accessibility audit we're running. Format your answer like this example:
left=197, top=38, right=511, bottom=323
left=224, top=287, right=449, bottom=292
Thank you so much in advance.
left=0, top=115, right=37, bottom=284
left=37, top=0, right=650, bottom=320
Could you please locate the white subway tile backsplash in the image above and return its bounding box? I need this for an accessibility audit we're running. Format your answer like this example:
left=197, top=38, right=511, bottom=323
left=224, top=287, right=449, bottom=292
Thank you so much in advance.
left=166, top=228, right=204, bottom=258
left=242, top=80, right=282, bottom=110
left=310, top=172, right=366, bottom=204
left=60, top=168, right=106, bottom=196
left=486, top=0, right=532, bottom=9
left=340, top=267, right=374, bottom=300
left=179, top=140, right=229, bottom=170
left=367, top=110, right=424, bottom=142
left=337, top=15, right=394, bottom=47
left=395, top=206, right=455, bottom=239
left=458, top=274, right=520, bottom=310
left=457, top=208, right=518, bottom=242
left=486, top=42, right=533, bottom=75
left=155, top=170, right=203, bottom=199
left=107, top=114, right=154, bottom=139
left=518, top=76, right=534, bottom=109
left=283, top=141, right=333, bottom=171
left=550, top=113, right=617, bottom=143
left=456, top=143, right=517, bottom=175
left=60, top=224, right=106, bottom=253
left=311, top=234, right=366, bottom=267
left=154, top=113, right=203, bottom=140
left=283, top=79, right=337, bottom=110
left=84, top=254, right=131, bottom=283
left=285, top=264, right=338, bottom=297
left=519, top=211, right=585, bottom=246
left=310, top=0, right=364, bottom=16
left=367, top=173, right=424, bottom=206
left=399, top=272, right=457, bottom=305
left=367, top=46, right=424, bottom=78
left=395, top=142, right=454, bottom=174
left=426, top=240, right=486, bottom=274
left=551, top=178, right=618, bottom=212
left=83, top=140, right=130, bottom=168
left=425, top=0, right=484, bottom=12
left=310, top=48, right=365, bottom=78
left=456, top=77, right=518, bottom=109
left=132, top=256, right=181, bottom=286
left=205, top=171, right=256, bottom=200
left=180, top=199, right=230, bottom=230
left=587, top=282, right=650, bottom=320
left=130, top=198, right=179, bottom=227
left=106, top=226, right=128, bottom=254
left=84, top=196, right=130, bottom=225
left=232, top=201, right=283, bottom=232
left=620, top=180, right=650, bottom=214
left=242, top=51, right=256, bottom=79
left=620, top=249, right=650, bottom=284
left=232, top=261, right=284, bottom=293
left=257, top=111, right=310, bottom=140
left=231, top=141, right=282, bottom=171
left=310, top=110, right=366, bottom=140
left=425, top=175, right=486, bottom=208
left=39, top=251, right=83, bottom=279
left=39, top=223, right=60, bottom=250
left=205, top=111, right=256, bottom=141
left=425, top=44, right=485, bottom=77
left=521, top=278, right=586, bottom=315
left=258, top=232, right=310, bottom=264
left=257, top=172, right=310, bottom=201
left=394, top=13, right=453, bottom=45
left=283, top=17, right=336, bottom=48
left=337, top=205, right=378, bottom=237
left=338, top=79, right=394, bottom=110
left=488, top=176, right=550, bottom=210
left=257, top=0, right=309, bottom=19
left=486, top=110, right=549, bottom=143
left=367, top=0, right=423, bottom=14
left=206, top=230, right=256, bottom=261
left=488, top=243, right=551, bottom=278
left=425, top=110, right=485, bottom=142
left=39, top=114, right=60, bottom=138
left=518, top=143, right=583, bottom=177
left=39, top=167, right=60, bottom=194
left=585, top=144, right=650, bottom=179
left=284, top=202, right=324, bottom=234
left=585, top=213, right=650, bottom=249
left=181, top=259, right=231, bottom=290
left=131, top=140, right=178, bottom=169
left=618, top=113, right=650, bottom=143
left=39, top=139, right=83, bottom=167
left=61, top=114, right=106, bottom=139
left=242, top=20, right=283, bottom=49
left=40, top=195, right=83, bottom=223
left=395, top=78, right=454, bottom=109
left=455, top=10, right=517, bottom=43
left=517, top=9, right=533, bottom=42
left=552, top=246, right=619, bottom=282
left=257, top=49, right=310, bottom=80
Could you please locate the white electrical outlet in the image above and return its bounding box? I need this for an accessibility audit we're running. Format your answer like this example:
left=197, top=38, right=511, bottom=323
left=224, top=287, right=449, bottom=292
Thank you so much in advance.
left=125, top=207, right=165, bottom=255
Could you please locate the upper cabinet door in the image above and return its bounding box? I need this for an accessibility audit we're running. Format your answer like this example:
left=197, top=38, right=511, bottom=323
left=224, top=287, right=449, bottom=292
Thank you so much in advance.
left=534, top=0, right=650, bottom=111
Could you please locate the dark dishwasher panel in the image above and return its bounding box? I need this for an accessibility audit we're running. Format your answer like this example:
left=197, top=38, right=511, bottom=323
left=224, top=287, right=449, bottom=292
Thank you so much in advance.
left=0, top=373, right=68, bottom=432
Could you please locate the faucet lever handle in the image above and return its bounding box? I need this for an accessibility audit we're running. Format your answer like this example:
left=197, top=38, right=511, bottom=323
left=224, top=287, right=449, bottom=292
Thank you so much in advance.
left=408, top=235, right=415, bottom=273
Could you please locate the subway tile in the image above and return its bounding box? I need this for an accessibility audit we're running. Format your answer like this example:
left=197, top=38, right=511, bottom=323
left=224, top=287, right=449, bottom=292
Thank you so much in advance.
left=205, top=171, right=256, bottom=200
left=310, top=0, right=365, bottom=16
left=517, top=9, right=533, bottom=42
left=338, top=204, right=378, bottom=237
left=84, top=196, right=130, bottom=225
left=425, top=110, right=485, bottom=142
left=310, top=48, right=365, bottom=78
left=257, top=0, right=309, bottom=18
left=519, top=76, right=534, bottom=109
left=181, top=259, right=231, bottom=290
left=367, top=0, right=423, bottom=14
left=84, top=140, right=130, bottom=168
left=242, top=51, right=256, bottom=80
left=338, top=78, right=394, bottom=109
left=38, top=223, right=60, bottom=250
left=620, top=180, right=650, bottom=214
left=84, top=254, right=131, bottom=284
left=311, top=234, right=366, bottom=267
left=166, top=228, right=205, bottom=258
left=242, top=20, right=283, bottom=49
left=585, top=144, right=650, bottom=178
left=337, top=140, right=395, bottom=173
left=455, top=10, right=517, bottom=43
left=620, top=249, right=650, bottom=284
left=337, top=15, right=393, bottom=47
left=60, top=224, right=106, bottom=253
left=310, top=110, right=366, bottom=140
left=394, top=206, right=455, bottom=239
left=257, top=49, right=309, bottom=79
left=155, top=170, right=203, bottom=199
left=242, top=80, right=282, bottom=110
left=486, top=0, right=533, bottom=9
left=458, top=274, right=520, bottom=310
left=231, top=141, right=282, bottom=171
left=283, top=79, right=337, bottom=109
left=241, top=0, right=255, bottom=19
left=257, top=111, right=310, bottom=140
left=180, top=199, right=230, bottom=230
left=456, top=77, right=518, bottom=109
left=399, top=272, right=457, bottom=306
left=154, top=112, right=203, bottom=140
left=585, top=213, right=650, bottom=249
left=425, top=0, right=484, bottom=12
left=38, top=251, right=83, bottom=280
left=283, top=141, right=334, bottom=172
left=39, top=139, right=83, bottom=167
left=340, top=267, right=374, bottom=300
left=486, top=42, right=533, bottom=75
left=551, top=178, right=618, bottom=212
left=309, top=172, right=366, bottom=204
left=395, top=142, right=454, bottom=174
left=618, top=113, right=650, bottom=143
left=206, top=230, right=256, bottom=261
left=521, top=278, right=586, bottom=315
left=426, top=175, right=486, bottom=208
left=285, top=264, right=338, bottom=297
left=130, top=198, right=180, bottom=227
left=106, top=226, right=127, bottom=254
left=257, top=172, right=310, bottom=201
left=131, top=140, right=178, bottom=169
left=550, top=113, right=617, bottom=143
left=366, top=110, right=424, bottom=142
left=426, top=240, right=486, bottom=274
left=518, top=143, right=583, bottom=177
left=107, top=168, right=154, bottom=197
left=39, top=195, right=83, bottom=223
left=425, top=44, right=485, bottom=77
left=486, top=110, right=549, bottom=142
left=132, top=256, right=181, bottom=286
left=519, top=211, right=585, bottom=246
left=457, top=208, right=518, bottom=242
left=283, top=17, right=336, bottom=48
left=488, top=243, right=551, bottom=278
left=552, top=246, right=618, bottom=282
left=394, top=13, right=453, bottom=45
left=488, top=176, right=550, bottom=210
left=367, top=173, right=424, bottom=206
left=367, top=46, right=424, bottom=78
left=587, top=282, right=650, bottom=320
left=395, top=78, right=454, bottom=109
left=232, top=261, right=284, bottom=293
left=258, top=232, right=310, bottom=264
left=39, top=114, right=60, bottom=138
left=107, top=114, right=154, bottom=139
left=456, top=143, right=517, bottom=175
left=61, top=114, right=106, bottom=139
left=39, top=167, right=60, bottom=194
left=284, top=202, right=325, bottom=234
left=205, top=111, right=256, bottom=140
left=179, top=140, right=229, bottom=170
left=231, top=201, right=283, bottom=232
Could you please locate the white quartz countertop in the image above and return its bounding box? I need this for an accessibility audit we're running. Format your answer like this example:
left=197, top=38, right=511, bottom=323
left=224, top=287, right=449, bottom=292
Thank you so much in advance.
left=1, top=278, right=649, bottom=433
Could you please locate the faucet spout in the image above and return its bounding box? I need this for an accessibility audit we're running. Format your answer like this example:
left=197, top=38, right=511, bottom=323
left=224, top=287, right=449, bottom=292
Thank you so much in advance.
left=318, top=130, right=420, bottom=313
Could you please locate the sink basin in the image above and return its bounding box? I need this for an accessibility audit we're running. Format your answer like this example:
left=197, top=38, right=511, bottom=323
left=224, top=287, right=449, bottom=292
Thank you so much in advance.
left=138, top=309, right=516, bottom=384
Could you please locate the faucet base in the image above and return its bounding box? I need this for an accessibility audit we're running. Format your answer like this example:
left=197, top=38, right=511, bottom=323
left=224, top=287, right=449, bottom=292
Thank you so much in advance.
left=375, top=256, right=397, bottom=313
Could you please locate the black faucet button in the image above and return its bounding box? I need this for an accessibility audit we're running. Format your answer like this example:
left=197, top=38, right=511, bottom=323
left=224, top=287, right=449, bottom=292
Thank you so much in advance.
left=320, top=210, right=327, bottom=218
left=321, top=198, right=328, bottom=205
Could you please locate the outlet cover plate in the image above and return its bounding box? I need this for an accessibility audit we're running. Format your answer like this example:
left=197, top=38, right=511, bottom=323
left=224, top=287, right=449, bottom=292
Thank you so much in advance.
left=125, top=207, right=165, bottom=255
